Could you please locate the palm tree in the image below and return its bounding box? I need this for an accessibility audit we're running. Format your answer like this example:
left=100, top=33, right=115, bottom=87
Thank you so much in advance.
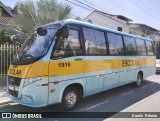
left=37, top=0, right=72, bottom=25
left=10, top=0, right=72, bottom=41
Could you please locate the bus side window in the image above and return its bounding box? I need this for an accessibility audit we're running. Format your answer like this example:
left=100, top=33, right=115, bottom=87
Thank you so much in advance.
left=53, top=29, right=81, bottom=58
left=145, top=41, right=154, bottom=55
left=107, top=33, right=124, bottom=55
left=83, top=27, right=107, bottom=55
left=136, top=39, right=147, bottom=56
left=123, top=36, right=137, bottom=55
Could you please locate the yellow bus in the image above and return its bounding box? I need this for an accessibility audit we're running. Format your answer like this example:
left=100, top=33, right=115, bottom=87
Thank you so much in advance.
left=7, top=19, right=156, bottom=110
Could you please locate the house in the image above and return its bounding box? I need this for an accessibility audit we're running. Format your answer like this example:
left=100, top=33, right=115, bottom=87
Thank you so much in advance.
left=83, top=10, right=160, bottom=48
left=83, top=10, right=132, bottom=33
left=0, top=1, right=16, bottom=17
left=0, top=1, right=17, bottom=30
left=129, top=23, right=160, bottom=56
left=129, top=23, right=160, bottom=43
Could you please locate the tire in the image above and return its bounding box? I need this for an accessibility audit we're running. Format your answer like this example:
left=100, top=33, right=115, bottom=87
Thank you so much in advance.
left=135, top=73, right=143, bottom=87
left=62, top=86, right=79, bottom=110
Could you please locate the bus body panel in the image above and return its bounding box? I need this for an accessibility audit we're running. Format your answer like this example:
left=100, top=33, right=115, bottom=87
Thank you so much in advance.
left=7, top=77, right=49, bottom=107
left=103, top=72, right=119, bottom=91
left=48, top=76, right=86, bottom=105
left=7, top=19, right=156, bottom=108
left=7, top=55, right=155, bottom=107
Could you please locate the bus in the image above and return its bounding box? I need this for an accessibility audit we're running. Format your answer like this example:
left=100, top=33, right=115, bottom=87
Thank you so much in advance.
left=7, top=19, right=156, bottom=110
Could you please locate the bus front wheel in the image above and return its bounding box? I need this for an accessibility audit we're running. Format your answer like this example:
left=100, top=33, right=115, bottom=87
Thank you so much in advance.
left=135, top=73, right=143, bottom=87
left=62, top=86, right=79, bottom=110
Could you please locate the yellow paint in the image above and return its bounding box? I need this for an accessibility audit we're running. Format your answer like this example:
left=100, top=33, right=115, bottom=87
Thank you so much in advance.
left=8, top=64, right=32, bottom=78
left=8, top=57, right=156, bottom=78
left=8, top=62, right=48, bottom=78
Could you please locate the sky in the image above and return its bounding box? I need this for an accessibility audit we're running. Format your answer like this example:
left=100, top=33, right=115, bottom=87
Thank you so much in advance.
left=1, top=0, right=18, bottom=8
left=1, top=0, right=160, bottom=30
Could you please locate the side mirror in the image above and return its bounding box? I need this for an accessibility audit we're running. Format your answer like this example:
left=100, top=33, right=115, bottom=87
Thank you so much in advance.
left=37, top=27, right=47, bottom=36
left=58, top=26, right=69, bottom=38
left=10, top=35, right=18, bottom=42
left=10, top=35, right=22, bottom=45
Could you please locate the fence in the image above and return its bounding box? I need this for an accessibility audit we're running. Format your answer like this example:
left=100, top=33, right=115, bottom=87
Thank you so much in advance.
left=0, top=44, right=20, bottom=77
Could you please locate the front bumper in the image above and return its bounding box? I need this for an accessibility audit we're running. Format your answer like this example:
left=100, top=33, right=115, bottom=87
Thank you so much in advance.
left=7, top=76, right=49, bottom=108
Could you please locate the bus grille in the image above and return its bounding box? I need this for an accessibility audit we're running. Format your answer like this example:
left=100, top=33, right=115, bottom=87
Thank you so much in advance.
left=8, top=76, right=21, bottom=97
left=8, top=89, right=18, bottom=97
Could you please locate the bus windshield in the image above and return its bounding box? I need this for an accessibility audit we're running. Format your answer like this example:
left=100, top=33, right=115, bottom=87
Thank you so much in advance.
left=19, top=24, right=61, bottom=58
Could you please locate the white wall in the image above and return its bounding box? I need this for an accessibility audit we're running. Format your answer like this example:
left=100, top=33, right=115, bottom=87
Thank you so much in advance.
left=84, top=12, right=130, bottom=33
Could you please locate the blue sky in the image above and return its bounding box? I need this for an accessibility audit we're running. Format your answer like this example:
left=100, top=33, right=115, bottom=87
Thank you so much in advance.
left=1, top=0, right=18, bottom=8
left=1, top=0, right=160, bottom=30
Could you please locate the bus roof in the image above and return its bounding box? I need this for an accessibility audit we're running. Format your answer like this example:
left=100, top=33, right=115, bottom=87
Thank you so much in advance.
left=62, top=19, right=153, bottom=41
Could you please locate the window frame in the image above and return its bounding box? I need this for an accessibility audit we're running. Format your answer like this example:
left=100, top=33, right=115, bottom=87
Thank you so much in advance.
left=82, top=26, right=108, bottom=56
left=145, top=40, right=154, bottom=56
left=135, top=38, right=147, bottom=56
left=106, top=32, right=125, bottom=56
left=51, top=24, right=84, bottom=59
left=123, top=35, right=137, bottom=56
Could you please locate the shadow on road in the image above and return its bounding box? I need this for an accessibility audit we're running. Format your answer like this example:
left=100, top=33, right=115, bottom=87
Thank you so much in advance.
left=0, top=76, right=160, bottom=120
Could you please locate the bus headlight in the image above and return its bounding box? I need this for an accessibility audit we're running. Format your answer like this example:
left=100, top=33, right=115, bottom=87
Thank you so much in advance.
left=24, top=77, right=43, bottom=87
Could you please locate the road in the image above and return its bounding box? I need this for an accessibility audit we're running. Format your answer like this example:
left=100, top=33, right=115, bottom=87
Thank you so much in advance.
left=0, top=74, right=160, bottom=121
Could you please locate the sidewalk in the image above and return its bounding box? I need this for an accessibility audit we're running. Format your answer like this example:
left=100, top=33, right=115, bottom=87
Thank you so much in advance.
left=104, top=91, right=160, bottom=121
left=0, top=86, right=11, bottom=104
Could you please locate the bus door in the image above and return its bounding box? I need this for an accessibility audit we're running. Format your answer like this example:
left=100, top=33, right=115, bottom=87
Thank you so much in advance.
left=48, top=25, right=85, bottom=104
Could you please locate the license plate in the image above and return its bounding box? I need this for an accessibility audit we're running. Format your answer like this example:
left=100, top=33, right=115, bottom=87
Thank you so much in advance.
left=9, top=85, right=15, bottom=90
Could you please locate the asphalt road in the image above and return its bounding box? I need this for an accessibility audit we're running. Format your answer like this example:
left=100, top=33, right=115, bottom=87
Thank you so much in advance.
left=0, top=74, right=160, bottom=121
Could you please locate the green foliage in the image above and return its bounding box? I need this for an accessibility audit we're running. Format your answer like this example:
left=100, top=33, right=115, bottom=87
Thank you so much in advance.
left=17, top=1, right=36, bottom=35
left=128, top=27, right=133, bottom=34
left=135, top=30, right=145, bottom=37
left=156, top=41, right=160, bottom=59
left=0, top=29, right=11, bottom=44
left=10, top=0, right=72, bottom=40
left=37, top=0, right=72, bottom=25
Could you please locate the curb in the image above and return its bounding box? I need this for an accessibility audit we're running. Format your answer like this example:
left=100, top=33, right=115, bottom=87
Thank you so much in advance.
left=0, top=101, right=13, bottom=106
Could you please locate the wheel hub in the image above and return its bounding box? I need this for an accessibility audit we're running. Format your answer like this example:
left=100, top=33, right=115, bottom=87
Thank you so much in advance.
left=65, top=91, right=77, bottom=107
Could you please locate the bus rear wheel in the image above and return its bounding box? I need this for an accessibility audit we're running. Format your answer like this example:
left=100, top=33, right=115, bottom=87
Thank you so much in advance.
left=135, top=73, right=143, bottom=87
left=62, top=86, right=79, bottom=110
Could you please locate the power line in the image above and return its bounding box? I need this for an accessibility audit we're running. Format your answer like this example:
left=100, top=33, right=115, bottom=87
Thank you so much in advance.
left=82, top=0, right=158, bottom=23
left=72, top=0, right=118, bottom=15
left=65, top=0, right=93, bottom=11
left=132, top=0, right=160, bottom=22
left=73, top=0, right=97, bottom=10
left=151, top=0, right=160, bottom=10
left=75, top=0, right=160, bottom=30
left=65, top=0, right=130, bottom=25
left=81, top=0, right=120, bottom=14
left=37, top=0, right=82, bottom=19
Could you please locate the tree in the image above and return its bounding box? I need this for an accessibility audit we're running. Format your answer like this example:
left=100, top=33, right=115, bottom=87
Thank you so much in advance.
left=0, top=29, right=11, bottom=44
left=10, top=0, right=72, bottom=41
left=37, top=0, right=72, bottom=25
left=128, top=27, right=133, bottom=34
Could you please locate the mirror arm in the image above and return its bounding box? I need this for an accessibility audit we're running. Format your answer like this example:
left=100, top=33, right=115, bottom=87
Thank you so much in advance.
left=12, top=41, right=22, bottom=45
